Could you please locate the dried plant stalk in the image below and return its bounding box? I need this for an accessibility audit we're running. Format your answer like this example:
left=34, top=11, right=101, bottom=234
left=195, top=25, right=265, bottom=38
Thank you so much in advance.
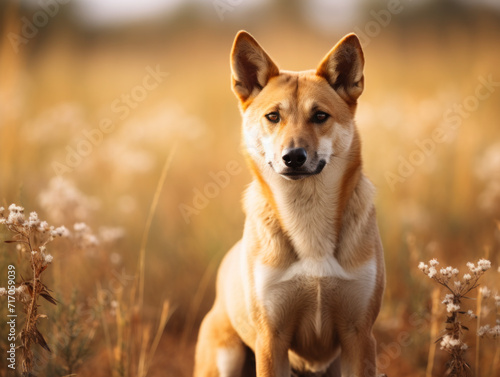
left=418, top=258, right=492, bottom=376
left=1, top=205, right=67, bottom=375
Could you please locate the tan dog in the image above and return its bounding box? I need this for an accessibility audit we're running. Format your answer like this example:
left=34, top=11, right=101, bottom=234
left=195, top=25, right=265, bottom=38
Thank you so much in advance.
left=194, top=31, right=385, bottom=377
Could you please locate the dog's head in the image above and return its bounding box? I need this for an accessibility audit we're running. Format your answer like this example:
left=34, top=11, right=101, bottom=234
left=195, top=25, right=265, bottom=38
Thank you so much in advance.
left=231, top=31, right=364, bottom=181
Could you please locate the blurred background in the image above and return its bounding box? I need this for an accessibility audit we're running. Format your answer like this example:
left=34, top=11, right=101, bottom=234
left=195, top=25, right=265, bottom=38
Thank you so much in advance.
left=0, top=0, right=499, bottom=376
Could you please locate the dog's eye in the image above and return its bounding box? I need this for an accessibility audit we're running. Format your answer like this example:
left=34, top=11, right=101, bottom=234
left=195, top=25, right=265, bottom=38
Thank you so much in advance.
left=265, top=112, right=280, bottom=123
left=311, top=111, right=329, bottom=124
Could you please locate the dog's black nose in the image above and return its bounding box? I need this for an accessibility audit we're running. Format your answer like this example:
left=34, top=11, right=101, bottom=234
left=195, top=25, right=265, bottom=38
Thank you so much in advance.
left=282, top=148, right=307, bottom=168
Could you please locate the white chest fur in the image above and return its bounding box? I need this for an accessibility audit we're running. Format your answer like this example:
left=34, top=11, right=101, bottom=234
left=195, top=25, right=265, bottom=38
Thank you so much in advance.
left=253, top=256, right=377, bottom=332
left=265, top=161, right=346, bottom=261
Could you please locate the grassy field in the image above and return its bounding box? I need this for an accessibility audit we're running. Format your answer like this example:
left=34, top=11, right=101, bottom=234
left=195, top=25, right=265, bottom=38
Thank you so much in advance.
left=0, top=1, right=499, bottom=376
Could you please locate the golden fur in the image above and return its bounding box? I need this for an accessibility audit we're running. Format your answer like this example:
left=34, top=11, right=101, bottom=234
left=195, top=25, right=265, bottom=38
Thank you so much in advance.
left=194, top=31, right=385, bottom=377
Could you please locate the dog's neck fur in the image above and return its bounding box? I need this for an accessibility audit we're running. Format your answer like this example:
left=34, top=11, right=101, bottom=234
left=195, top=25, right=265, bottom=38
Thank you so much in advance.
left=263, top=159, right=352, bottom=260
left=244, top=132, right=375, bottom=270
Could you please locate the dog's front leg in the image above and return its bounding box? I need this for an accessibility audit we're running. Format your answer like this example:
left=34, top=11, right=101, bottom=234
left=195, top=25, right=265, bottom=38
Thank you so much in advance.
left=340, top=331, right=377, bottom=377
left=255, top=333, right=290, bottom=377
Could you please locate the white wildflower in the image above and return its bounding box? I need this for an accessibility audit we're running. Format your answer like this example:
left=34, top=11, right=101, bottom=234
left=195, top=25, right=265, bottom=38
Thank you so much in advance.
left=480, top=286, right=491, bottom=299
left=16, top=244, right=27, bottom=252
left=454, top=281, right=462, bottom=289
left=461, top=343, right=468, bottom=350
left=418, top=262, right=428, bottom=272
left=51, top=225, right=69, bottom=237
left=430, top=258, right=439, bottom=267
left=7, top=204, right=25, bottom=225
left=99, top=226, right=125, bottom=243
left=38, top=176, right=100, bottom=223
left=452, top=268, right=459, bottom=276
left=440, top=335, right=461, bottom=350
left=87, top=234, right=99, bottom=246
left=15, top=285, right=30, bottom=302
left=463, top=273, right=472, bottom=282
left=440, top=266, right=455, bottom=280
left=440, top=335, right=450, bottom=350
left=428, top=266, right=437, bottom=278
left=477, top=259, right=491, bottom=271
left=466, top=310, right=475, bottom=318
left=467, top=262, right=475, bottom=271
left=8, top=203, right=22, bottom=212
left=44, top=254, right=53, bottom=264
left=73, top=222, right=100, bottom=249
left=442, top=294, right=454, bottom=305
left=0, top=206, right=4, bottom=213
left=37, top=221, right=49, bottom=232
left=0, top=287, right=7, bottom=296
left=15, top=285, right=25, bottom=294
left=28, top=212, right=40, bottom=227
left=447, top=303, right=460, bottom=313
left=489, top=325, right=500, bottom=338
left=74, top=222, right=89, bottom=232
left=478, top=325, right=490, bottom=337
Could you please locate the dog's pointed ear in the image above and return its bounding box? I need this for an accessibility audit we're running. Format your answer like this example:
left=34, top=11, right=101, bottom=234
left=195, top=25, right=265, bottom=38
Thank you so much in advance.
left=231, top=31, right=279, bottom=104
left=316, top=33, right=364, bottom=105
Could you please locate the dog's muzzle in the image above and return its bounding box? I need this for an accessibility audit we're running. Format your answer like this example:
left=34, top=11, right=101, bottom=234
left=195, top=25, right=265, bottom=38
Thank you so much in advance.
left=272, top=148, right=327, bottom=180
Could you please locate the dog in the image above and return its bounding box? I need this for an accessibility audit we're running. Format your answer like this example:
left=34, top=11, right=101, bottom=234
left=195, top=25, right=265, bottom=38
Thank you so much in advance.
left=194, top=30, right=385, bottom=377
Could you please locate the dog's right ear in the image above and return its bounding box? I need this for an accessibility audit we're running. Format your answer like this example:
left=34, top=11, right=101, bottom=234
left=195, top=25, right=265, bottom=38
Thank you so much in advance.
left=230, top=31, right=279, bottom=105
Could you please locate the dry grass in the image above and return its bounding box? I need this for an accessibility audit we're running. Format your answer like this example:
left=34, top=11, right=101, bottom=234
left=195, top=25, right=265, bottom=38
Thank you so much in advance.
left=0, top=1, right=500, bottom=376
left=418, top=258, right=498, bottom=376
left=0, top=205, right=66, bottom=375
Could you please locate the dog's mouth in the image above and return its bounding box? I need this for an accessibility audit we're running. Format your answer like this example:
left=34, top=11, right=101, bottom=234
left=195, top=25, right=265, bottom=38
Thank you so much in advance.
left=271, top=160, right=327, bottom=181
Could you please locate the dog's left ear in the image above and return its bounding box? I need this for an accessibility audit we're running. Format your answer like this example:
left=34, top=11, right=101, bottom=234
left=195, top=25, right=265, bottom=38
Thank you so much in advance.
left=231, top=31, right=279, bottom=105
left=316, top=34, right=364, bottom=105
